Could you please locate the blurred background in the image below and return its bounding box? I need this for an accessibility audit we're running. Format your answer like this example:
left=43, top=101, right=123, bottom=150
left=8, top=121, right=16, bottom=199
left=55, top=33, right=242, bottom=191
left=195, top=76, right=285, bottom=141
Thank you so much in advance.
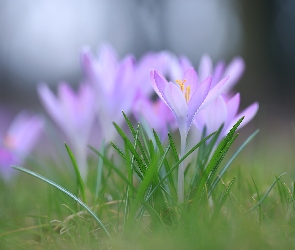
left=0, top=0, right=294, bottom=126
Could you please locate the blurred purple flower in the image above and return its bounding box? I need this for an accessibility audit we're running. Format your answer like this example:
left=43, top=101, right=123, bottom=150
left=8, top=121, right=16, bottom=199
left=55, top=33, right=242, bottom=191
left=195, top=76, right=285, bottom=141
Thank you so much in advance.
left=198, top=54, right=245, bottom=93
left=134, top=51, right=172, bottom=98
left=194, top=93, right=259, bottom=138
left=81, top=44, right=172, bottom=142
left=0, top=112, right=43, bottom=179
left=80, top=45, right=136, bottom=141
left=37, top=82, right=96, bottom=180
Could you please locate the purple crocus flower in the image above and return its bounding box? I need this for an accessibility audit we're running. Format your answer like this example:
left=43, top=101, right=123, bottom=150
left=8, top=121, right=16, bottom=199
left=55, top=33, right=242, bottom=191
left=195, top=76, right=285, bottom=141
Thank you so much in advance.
left=198, top=54, right=245, bottom=93
left=81, top=44, right=173, bottom=142
left=37, top=82, right=96, bottom=180
left=194, top=93, right=259, bottom=139
left=80, top=45, right=136, bottom=141
left=133, top=51, right=172, bottom=98
left=150, top=67, right=229, bottom=203
left=194, top=55, right=258, bottom=140
left=0, top=111, right=43, bottom=179
left=150, top=67, right=229, bottom=138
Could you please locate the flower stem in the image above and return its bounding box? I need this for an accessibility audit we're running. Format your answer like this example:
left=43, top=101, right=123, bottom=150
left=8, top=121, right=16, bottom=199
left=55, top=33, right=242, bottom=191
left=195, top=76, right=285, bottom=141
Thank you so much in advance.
left=178, top=132, right=187, bottom=203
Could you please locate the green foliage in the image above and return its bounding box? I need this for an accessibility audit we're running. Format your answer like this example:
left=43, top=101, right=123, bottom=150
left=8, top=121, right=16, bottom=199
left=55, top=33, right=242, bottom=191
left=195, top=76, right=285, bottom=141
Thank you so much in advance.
left=64, top=143, right=87, bottom=203
left=5, top=113, right=294, bottom=249
left=11, top=166, right=111, bottom=239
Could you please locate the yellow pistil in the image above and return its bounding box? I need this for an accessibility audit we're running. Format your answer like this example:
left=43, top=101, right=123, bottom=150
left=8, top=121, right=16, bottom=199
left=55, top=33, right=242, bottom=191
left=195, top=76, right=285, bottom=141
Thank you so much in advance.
left=175, top=79, right=186, bottom=91
left=185, top=86, right=191, bottom=103
left=176, top=79, right=191, bottom=104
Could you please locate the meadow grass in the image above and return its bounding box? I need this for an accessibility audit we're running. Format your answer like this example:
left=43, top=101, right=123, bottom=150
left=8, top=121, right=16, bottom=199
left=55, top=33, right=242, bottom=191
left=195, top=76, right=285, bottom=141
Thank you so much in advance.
left=1, top=116, right=295, bottom=250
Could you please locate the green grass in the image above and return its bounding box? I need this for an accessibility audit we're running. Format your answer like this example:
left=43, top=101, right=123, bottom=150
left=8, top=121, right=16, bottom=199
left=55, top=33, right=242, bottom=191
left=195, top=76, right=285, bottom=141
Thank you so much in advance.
left=1, top=116, right=295, bottom=249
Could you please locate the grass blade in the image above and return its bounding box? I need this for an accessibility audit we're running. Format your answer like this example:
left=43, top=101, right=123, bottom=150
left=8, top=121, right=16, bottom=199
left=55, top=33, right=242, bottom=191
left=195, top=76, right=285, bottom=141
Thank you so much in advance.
left=249, top=172, right=287, bottom=212
left=64, top=143, right=86, bottom=203
left=11, top=166, right=111, bottom=239
left=210, top=130, right=259, bottom=195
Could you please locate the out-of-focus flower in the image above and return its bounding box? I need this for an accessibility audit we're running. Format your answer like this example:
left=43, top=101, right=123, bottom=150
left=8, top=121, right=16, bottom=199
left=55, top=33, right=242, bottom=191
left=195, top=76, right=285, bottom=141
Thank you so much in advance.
left=81, top=44, right=172, bottom=142
left=198, top=54, right=245, bottom=93
left=194, top=93, right=259, bottom=139
left=37, top=82, right=96, bottom=180
left=0, top=112, right=43, bottom=179
left=80, top=45, right=135, bottom=141
left=194, top=55, right=258, bottom=140
left=150, top=67, right=229, bottom=138
left=134, top=51, right=171, bottom=98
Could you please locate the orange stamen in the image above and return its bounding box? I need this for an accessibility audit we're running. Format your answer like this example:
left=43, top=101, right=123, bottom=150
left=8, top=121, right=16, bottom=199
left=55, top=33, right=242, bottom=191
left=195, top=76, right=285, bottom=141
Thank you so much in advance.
left=175, top=79, right=186, bottom=92
left=185, top=86, right=191, bottom=103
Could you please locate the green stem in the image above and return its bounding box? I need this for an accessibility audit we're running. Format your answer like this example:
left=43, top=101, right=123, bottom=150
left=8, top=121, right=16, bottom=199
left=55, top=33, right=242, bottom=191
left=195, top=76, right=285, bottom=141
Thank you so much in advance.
left=178, top=131, right=187, bottom=203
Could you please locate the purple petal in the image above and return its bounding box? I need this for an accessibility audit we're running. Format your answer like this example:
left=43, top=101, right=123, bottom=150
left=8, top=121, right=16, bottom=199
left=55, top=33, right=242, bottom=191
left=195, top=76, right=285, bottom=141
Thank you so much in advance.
left=184, top=67, right=198, bottom=94
left=98, top=44, right=118, bottom=70
left=199, top=75, right=230, bottom=110
left=211, top=61, right=225, bottom=88
left=164, top=82, right=188, bottom=134
left=186, top=76, right=211, bottom=133
left=226, top=102, right=259, bottom=134
left=80, top=47, right=92, bottom=77
left=179, top=56, right=193, bottom=71
left=76, top=83, right=96, bottom=128
left=4, top=112, right=43, bottom=157
left=226, top=93, right=240, bottom=125
left=198, top=96, right=227, bottom=135
left=223, top=57, right=245, bottom=91
left=37, top=83, right=63, bottom=128
left=150, top=70, right=168, bottom=104
left=168, top=56, right=184, bottom=80
left=136, top=51, right=171, bottom=96
left=198, top=54, right=212, bottom=83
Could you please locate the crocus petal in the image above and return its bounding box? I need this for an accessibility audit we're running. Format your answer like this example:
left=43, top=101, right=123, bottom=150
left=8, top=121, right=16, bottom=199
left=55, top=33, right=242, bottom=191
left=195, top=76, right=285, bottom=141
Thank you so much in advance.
left=179, top=56, right=193, bottom=71
left=184, top=67, right=198, bottom=94
left=150, top=70, right=168, bottom=104
left=211, top=61, right=225, bottom=88
left=37, top=83, right=63, bottom=128
left=205, top=96, right=227, bottom=135
left=223, top=57, right=245, bottom=91
left=115, top=56, right=135, bottom=111
left=199, top=75, right=230, bottom=110
left=186, top=76, right=211, bottom=132
left=4, top=112, right=43, bottom=153
left=226, top=93, right=240, bottom=125
left=136, top=51, right=171, bottom=96
left=80, top=47, right=94, bottom=79
left=226, top=102, right=259, bottom=134
left=198, top=54, right=212, bottom=83
left=164, top=82, right=188, bottom=134
left=98, top=44, right=118, bottom=72
left=15, top=115, right=43, bottom=154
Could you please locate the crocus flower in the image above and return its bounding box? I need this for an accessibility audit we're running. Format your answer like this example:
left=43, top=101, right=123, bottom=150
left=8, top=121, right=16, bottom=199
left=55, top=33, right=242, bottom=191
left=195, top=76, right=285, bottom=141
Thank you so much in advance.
left=37, top=82, right=96, bottom=180
left=150, top=67, right=229, bottom=139
left=81, top=44, right=173, bottom=142
left=80, top=45, right=136, bottom=141
left=198, top=54, right=245, bottom=93
left=133, top=51, right=172, bottom=98
left=0, top=111, right=43, bottom=179
left=150, top=67, right=229, bottom=203
left=194, top=93, right=259, bottom=139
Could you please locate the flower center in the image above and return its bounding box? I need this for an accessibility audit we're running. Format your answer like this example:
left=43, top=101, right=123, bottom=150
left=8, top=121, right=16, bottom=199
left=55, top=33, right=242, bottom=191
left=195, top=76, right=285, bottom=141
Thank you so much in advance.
left=176, top=79, right=191, bottom=103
